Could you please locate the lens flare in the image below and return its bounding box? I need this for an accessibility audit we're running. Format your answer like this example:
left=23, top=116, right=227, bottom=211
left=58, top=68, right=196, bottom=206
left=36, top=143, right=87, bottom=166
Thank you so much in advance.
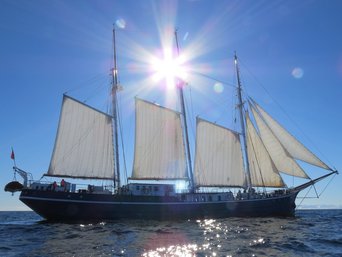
left=115, top=18, right=126, bottom=29
left=292, top=67, right=304, bottom=79
left=213, top=82, right=224, bottom=93
left=183, top=32, right=189, bottom=41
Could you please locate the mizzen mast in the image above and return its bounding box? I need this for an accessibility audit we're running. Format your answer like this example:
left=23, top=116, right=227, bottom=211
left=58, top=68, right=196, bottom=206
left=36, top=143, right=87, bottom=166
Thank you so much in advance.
left=112, top=27, right=120, bottom=189
left=234, top=53, right=252, bottom=188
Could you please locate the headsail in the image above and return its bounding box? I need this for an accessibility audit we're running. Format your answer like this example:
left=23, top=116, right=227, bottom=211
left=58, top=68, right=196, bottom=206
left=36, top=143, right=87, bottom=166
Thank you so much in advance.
left=194, top=118, right=245, bottom=187
left=246, top=113, right=286, bottom=187
left=250, top=104, right=309, bottom=178
left=252, top=100, right=331, bottom=170
left=48, top=95, right=115, bottom=179
left=131, top=98, right=187, bottom=180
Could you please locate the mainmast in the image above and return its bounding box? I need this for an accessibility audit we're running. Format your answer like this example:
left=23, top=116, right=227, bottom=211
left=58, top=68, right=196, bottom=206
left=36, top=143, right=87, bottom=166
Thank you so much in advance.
left=174, top=30, right=195, bottom=191
left=234, top=53, right=252, bottom=188
left=112, top=28, right=120, bottom=189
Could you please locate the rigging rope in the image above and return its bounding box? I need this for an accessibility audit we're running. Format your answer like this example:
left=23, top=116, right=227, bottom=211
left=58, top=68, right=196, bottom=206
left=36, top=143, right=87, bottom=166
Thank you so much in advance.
left=296, top=172, right=337, bottom=209
left=191, top=71, right=237, bottom=89
left=188, top=83, right=196, bottom=131
left=318, top=173, right=337, bottom=197
left=65, top=73, right=108, bottom=95
left=184, top=85, right=196, bottom=143
left=297, top=185, right=313, bottom=209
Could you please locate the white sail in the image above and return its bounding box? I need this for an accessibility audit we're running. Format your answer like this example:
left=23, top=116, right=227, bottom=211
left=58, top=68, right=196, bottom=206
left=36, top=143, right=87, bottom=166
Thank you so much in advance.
left=254, top=101, right=330, bottom=170
left=194, top=118, right=245, bottom=187
left=48, top=95, right=115, bottom=179
left=131, top=98, right=187, bottom=180
left=251, top=106, right=309, bottom=178
left=246, top=113, right=285, bottom=187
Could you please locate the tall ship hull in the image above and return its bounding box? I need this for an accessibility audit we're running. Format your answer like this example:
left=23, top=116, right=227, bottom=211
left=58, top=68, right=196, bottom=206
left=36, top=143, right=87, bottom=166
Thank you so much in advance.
left=19, top=189, right=298, bottom=221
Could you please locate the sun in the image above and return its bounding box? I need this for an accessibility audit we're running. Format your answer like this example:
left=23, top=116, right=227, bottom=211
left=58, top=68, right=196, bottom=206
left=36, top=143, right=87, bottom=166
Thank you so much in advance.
left=150, top=47, right=188, bottom=90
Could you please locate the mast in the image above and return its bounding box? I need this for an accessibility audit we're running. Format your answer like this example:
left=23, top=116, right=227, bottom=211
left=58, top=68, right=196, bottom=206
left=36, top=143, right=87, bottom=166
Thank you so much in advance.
left=174, top=30, right=195, bottom=191
left=234, top=53, right=252, bottom=188
left=112, top=27, right=120, bottom=189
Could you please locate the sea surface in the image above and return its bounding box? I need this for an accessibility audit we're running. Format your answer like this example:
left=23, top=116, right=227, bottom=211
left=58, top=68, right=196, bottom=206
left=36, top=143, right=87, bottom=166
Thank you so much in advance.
left=0, top=210, right=341, bottom=257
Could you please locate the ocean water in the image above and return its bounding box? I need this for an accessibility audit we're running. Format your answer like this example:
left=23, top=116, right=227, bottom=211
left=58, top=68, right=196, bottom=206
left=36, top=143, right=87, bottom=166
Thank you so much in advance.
left=0, top=210, right=341, bottom=257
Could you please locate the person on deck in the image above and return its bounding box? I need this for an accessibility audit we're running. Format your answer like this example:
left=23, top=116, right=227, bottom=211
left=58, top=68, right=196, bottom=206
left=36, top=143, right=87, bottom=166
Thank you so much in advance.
left=52, top=181, right=57, bottom=190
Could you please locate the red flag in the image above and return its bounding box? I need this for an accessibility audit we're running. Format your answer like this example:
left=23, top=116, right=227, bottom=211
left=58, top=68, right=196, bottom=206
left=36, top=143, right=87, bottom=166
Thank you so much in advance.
left=11, top=149, right=15, bottom=160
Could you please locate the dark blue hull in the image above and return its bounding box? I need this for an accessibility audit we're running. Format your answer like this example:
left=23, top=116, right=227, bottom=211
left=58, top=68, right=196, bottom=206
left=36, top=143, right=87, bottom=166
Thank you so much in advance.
left=19, top=189, right=298, bottom=221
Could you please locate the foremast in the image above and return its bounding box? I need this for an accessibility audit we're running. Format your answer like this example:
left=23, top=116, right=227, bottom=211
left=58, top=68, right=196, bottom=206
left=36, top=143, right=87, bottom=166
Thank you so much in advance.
left=175, top=30, right=195, bottom=192
left=112, top=28, right=120, bottom=189
left=234, top=53, right=252, bottom=189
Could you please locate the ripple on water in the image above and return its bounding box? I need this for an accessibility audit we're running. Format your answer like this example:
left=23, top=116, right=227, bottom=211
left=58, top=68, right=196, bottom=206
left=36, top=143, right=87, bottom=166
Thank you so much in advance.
left=1, top=211, right=342, bottom=256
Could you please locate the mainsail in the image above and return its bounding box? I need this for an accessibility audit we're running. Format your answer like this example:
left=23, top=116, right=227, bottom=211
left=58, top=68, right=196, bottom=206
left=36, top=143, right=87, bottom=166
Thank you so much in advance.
left=194, top=118, right=245, bottom=187
left=252, top=100, right=331, bottom=170
left=48, top=95, right=115, bottom=179
left=131, top=98, right=187, bottom=180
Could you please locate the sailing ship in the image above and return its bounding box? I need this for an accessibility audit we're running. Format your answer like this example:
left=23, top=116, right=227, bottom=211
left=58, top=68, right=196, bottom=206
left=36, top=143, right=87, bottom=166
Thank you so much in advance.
left=5, top=30, right=338, bottom=221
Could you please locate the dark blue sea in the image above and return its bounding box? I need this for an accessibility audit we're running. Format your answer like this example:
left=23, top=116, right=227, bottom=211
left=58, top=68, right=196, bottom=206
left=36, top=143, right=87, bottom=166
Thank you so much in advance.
left=0, top=210, right=341, bottom=257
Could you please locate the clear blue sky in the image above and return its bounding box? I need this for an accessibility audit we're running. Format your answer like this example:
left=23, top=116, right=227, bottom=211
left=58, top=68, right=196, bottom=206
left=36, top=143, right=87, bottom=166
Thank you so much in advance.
left=1, top=0, right=341, bottom=210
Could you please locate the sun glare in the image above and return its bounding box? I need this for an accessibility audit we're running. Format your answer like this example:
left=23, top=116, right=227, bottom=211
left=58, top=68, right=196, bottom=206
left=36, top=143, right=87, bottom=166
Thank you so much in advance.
left=150, top=47, right=188, bottom=90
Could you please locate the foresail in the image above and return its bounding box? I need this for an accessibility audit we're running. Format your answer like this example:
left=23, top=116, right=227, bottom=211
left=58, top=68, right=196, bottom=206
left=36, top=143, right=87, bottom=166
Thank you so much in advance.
left=251, top=106, right=309, bottom=178
left=131, top=98, right=187, bottom=180
left=246, top=113, right=285, bottom=187
left=194, top=118, right=245, bottom=187
left=253, top=101, right=331, bottom=170
left=48, top=95, right=115, bottom=179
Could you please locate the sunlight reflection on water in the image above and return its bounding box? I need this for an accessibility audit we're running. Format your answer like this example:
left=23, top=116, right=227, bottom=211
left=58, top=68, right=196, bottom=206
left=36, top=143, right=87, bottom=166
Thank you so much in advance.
left=142, top=219, right=240, bottom=256
left=1, top=211, right=341, bottom=256
left=142, top=244, right=197, bottom=257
